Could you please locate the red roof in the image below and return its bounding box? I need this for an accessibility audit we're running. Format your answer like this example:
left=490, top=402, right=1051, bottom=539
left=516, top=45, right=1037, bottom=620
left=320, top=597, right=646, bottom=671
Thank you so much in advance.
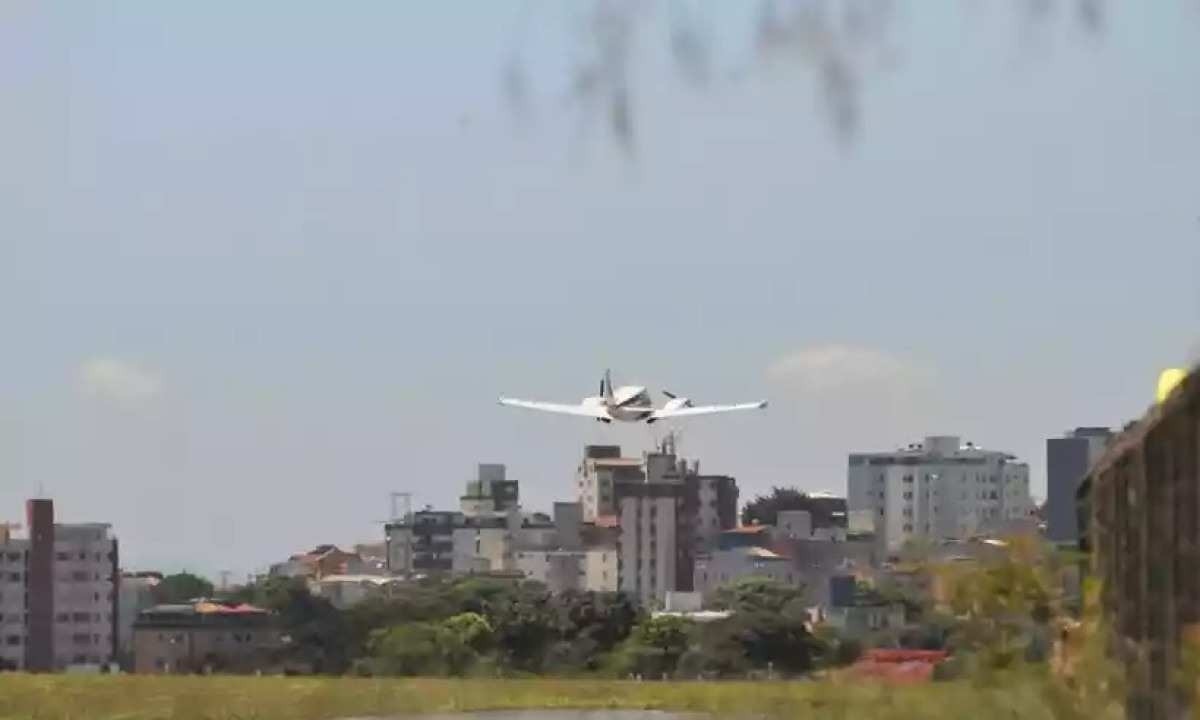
left=194, top=601, right=269, bottom=615
left=592, top=515, right=619, bottom=528
left=848, top=650, right=948, bottom=684
left=723, top=524, right=771, bottom=535
left=862, top=649, right=948, bottom=663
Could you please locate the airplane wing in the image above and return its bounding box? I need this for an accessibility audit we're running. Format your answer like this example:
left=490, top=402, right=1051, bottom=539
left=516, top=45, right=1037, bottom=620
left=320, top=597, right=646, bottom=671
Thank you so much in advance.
left=650, top=400, right=768, bottom=421
left=498, top=397, right=612, bottom=420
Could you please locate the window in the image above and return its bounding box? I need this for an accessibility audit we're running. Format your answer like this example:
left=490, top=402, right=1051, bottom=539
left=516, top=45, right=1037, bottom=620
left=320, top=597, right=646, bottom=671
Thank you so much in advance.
left=879, top=508, right=884, bottom=517
left=56, top=613, right=69, bottom=623
left=78, top=551, right=87, bottom=560
left=56, top=552, right=70, bottom=561
left=902, top=491, right=913, bottom=500
left=7, top=573, right=19, bottom=582
left=5, top=553, right=20, bottom=562
left=902, top=524, right=913, bottom=532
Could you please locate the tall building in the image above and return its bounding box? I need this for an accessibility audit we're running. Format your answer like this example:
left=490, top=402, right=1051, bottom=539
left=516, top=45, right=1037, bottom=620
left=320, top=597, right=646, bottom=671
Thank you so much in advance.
left=576, top=445, right=645, bottom=521
left=847, top=435, right=1034, bottom=553
left=1046, top=427, right=1112, bottom=543
left=614, top=438, right=738, bottom=606
left=0, top=499, right=118, bottom=671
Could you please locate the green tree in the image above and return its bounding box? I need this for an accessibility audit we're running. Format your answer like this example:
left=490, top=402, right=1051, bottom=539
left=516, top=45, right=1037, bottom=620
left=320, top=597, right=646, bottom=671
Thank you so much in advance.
left=709, top=576, right=807, bottom=616
left=489, top=582, right=558, bottom=673
left=366, top=622, right=444, bottom=676
left=939, top=535, right=1060, bottom=669
left=154, top=572, right=215, bottom=604
left=741, top=487, right=842, bottom=527
left=251, top=577, right=350, bottom=674
left=614, top=615, right=693, bottom=678
left=440, top=612, right=493, bottom=675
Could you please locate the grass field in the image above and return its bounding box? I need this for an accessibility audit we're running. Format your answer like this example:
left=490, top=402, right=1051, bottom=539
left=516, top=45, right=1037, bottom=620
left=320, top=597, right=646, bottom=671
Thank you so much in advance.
left=0, top=672, right=1100, bottom=720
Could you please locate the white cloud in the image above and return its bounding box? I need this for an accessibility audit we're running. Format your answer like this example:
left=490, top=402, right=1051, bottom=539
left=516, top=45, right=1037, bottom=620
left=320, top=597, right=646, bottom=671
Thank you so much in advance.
left=78, top=357, right=163, bottom=404
left=767, top=343, right=926, bottom=393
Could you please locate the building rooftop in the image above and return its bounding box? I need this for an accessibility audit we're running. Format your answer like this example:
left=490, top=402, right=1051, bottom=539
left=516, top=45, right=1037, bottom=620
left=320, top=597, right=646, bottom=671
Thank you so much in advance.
left=742, top=546, right=788, bottom=560
left=590, top=457, right=643, bottom=467
left=314, top=574, right=400, bottom=586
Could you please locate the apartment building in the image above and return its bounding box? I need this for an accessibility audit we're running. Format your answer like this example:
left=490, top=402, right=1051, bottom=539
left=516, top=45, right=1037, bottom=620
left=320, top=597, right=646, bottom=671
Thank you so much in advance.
left=576, top=445, right=645, bottom=521
left=386, top=510, right=460, bottom=574
left=0, top=499, right=118, bottom=671
left=847, top=435, right=1035, bottom=553
left=615, top=437, right=739, bottom=606
left=514, top=547, right=618, bottom=593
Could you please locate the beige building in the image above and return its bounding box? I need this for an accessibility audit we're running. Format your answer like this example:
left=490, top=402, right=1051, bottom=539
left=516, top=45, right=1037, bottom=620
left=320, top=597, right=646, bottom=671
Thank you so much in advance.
left=309, top=575, right=401, bottom=609
left=133, top=601, right=282, bottom=674
left=576, top=446, right=644, bottom=521
left=452, top=513, right=516, bottom=573
left=515, top=547, right=618, bottom=593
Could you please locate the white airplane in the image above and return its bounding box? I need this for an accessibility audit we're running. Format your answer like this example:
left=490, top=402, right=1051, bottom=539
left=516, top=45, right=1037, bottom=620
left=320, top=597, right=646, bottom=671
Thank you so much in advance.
left=499, top=370, right=767, bottom=424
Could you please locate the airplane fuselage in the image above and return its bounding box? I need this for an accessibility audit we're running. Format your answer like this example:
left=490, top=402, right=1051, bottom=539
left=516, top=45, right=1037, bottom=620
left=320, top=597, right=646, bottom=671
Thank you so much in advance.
left=584, top=385, right=654, bottom=423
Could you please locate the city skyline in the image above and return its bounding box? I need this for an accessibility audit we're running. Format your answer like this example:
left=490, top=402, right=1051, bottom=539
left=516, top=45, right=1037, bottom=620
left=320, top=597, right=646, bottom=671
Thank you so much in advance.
left=4, top=2, right=1198, bottom=579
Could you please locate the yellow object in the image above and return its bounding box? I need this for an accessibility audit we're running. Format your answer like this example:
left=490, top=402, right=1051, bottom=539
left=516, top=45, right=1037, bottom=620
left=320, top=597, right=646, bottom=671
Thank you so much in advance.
left=1157, top=368, right=1188, bottom=404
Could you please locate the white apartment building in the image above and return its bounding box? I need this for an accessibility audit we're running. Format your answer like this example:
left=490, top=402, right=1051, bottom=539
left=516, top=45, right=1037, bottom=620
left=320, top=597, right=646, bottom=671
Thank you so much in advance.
left=848, top=435, right=1034, bottom=553
left=0, top=500, right=118, bottom=671
left=52, top=523, right=118, bottom=669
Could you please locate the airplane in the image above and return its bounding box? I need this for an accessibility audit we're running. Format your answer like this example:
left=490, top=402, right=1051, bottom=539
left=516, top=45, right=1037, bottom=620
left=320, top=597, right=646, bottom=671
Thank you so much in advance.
left=498, top=369, right=767, bottom=424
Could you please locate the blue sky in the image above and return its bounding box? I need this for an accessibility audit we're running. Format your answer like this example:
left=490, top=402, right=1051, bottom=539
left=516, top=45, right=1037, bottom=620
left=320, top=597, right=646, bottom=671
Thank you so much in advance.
left=2, top=1, right=1198, bottom=579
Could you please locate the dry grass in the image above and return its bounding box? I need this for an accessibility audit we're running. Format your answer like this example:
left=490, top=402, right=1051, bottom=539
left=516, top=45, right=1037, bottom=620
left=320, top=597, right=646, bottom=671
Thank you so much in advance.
left=0, top=672, right=1089, bottom=720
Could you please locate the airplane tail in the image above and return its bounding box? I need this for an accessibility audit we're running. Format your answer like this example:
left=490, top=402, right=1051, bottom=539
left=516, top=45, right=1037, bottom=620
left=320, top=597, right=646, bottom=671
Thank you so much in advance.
left=602, top=369, right=615, bottom=405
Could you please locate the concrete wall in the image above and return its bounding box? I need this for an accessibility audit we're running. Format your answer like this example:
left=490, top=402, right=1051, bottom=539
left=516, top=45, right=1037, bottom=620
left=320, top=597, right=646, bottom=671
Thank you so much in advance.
left=693, top=552, right=797, bottom=597
left=585, top=548, right=618, bottom=592
left=452, top=526, right=511, bottom=573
